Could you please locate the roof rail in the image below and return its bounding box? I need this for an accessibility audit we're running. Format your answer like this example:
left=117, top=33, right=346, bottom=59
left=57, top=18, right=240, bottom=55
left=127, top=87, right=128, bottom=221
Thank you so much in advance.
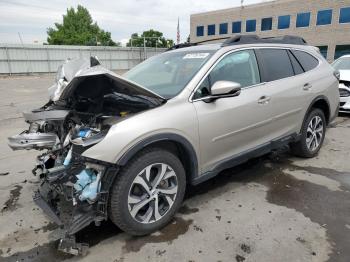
left=167, top=36, right=229, bottom=51
left=167, top=43, right=197, bottom=51
left=222, top=35, right=307, bottom=46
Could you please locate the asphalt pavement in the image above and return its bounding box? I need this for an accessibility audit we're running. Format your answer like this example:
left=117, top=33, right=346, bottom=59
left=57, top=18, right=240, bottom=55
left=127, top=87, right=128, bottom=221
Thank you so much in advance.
left=0, top=75, right=349, bottom=262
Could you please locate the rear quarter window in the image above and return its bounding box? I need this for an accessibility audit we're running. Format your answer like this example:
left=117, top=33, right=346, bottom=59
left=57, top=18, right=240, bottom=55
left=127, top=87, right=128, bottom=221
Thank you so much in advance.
left=291, top=50, right=319, bottom=71
left=288, top=50, right=304, bottom=75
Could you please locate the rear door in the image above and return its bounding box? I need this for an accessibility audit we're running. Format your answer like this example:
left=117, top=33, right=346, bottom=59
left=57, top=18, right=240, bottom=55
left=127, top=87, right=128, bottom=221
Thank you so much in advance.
left=254, top=48, right=310, bottom=140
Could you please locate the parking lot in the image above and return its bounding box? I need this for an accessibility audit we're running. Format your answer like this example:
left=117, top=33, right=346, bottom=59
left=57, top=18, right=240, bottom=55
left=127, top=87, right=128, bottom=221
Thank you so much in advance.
left=0, top=75, right=349, bottom=262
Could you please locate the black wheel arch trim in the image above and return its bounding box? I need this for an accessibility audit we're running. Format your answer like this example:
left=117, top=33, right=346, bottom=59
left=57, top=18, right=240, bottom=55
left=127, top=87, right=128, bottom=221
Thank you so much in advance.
left=303, top=95, right=331, bottom=126
left=116, top=133, right=199, bottom=181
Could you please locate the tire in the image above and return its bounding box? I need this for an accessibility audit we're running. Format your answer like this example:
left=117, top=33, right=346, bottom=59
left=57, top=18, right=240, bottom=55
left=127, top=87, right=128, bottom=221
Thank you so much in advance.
left=108, top=148, right=186, bottom=235
left=291, top=108, right=326, bottom=158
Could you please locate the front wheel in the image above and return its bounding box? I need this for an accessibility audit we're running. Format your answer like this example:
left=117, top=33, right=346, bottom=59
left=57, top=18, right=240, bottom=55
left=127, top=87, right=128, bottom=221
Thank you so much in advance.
left=291, top=108, right=326, bottom=158
left=108, top=148, right=186, bottom=235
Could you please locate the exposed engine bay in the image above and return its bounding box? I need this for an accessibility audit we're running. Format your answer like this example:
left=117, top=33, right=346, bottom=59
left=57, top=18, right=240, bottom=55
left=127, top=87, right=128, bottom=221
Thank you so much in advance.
left=7, top=57, right=165, bottom=255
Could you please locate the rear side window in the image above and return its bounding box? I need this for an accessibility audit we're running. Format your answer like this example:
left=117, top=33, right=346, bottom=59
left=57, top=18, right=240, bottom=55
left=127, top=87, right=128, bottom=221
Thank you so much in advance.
left=257, top=49, right=294, bottom=82
left=291, top=50, right=319, bottom=71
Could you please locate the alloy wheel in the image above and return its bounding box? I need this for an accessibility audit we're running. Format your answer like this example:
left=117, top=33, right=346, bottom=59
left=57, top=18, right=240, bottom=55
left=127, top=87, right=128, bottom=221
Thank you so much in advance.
left=306, top=115, right=324, bottom=152
left=128, top=163, right=178, bottom=224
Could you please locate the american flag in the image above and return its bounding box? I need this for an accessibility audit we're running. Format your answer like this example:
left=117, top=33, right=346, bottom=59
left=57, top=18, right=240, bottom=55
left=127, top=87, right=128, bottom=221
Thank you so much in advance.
left=177, top=17, right=180, bottom=44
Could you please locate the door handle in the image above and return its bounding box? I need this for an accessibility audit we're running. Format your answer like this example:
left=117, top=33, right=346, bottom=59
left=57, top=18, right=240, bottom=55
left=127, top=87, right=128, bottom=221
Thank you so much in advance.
left=258, top=96, right=271, bottom=104
left=303, top=83, right=312, bottom=91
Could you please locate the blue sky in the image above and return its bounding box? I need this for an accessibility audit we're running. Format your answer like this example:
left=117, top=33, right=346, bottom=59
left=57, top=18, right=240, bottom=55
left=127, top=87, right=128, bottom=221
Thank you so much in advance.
left=0, top=0, right=270, bottom=45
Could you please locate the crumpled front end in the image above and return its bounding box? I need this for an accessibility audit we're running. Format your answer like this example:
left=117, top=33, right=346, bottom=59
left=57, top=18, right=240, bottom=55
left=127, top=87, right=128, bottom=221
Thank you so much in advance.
left=7, top=57, right=165, bottom=255
left=10, top=111, right=120, bottom=255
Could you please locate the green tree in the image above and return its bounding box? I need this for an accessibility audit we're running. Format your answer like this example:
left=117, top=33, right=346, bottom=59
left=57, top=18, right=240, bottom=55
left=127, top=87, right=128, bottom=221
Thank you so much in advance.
left=47, top=5, right=119, bottom=46
left=127, top=30, right=174, bottom=48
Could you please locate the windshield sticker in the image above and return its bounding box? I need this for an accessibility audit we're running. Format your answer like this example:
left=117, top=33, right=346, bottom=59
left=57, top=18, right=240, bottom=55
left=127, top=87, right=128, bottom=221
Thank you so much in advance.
left=183, top=53, right=210, bottom=59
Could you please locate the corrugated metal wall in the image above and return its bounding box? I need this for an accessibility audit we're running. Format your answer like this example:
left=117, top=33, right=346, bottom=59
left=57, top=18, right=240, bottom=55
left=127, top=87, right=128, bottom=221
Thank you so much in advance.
left=0, top=44, right=166, bottom=75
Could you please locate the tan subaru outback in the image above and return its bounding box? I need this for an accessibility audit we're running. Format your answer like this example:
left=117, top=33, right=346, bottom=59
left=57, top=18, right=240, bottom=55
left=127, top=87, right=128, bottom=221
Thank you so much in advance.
left=8, top=35, right=339, bottom=255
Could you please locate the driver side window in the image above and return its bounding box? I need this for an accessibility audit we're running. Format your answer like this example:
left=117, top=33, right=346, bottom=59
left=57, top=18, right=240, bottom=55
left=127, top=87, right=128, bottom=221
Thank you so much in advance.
left=193, top=49, right=260, bottom=99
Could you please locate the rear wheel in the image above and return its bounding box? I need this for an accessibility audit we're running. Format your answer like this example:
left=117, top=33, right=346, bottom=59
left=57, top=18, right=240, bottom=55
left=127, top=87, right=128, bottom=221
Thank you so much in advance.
left=291, top=108, right=326, bottom=158
left=109, top=148, right=186, bottom=235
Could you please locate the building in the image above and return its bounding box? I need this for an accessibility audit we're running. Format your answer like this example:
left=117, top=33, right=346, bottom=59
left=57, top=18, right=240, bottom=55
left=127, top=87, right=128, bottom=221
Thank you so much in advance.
left=190, top=0, right=350, bottom=61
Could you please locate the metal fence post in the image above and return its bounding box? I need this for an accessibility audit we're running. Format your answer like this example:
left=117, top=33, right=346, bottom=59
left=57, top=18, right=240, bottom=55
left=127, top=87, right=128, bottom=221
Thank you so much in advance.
left=46, top=46, right=51, bottom=73
left=143, top=36, right=146, bottom=60
left=5, top=46, right=12, bottom=75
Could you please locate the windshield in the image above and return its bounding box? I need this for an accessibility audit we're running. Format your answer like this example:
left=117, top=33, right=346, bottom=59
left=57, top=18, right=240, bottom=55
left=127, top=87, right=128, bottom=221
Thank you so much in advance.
left=332, top=57, right=350, bottom=70
left=124, top=50, right=214, bottom=99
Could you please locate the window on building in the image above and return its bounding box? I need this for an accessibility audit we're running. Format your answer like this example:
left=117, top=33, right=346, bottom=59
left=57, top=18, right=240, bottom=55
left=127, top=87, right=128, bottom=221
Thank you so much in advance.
left=261, top=17, right=273, bottom=31
left=219, top=23, right=228, bottom=34
left=340, top=7, right=350, bottom=24
left=246, top=20, right=256, bottom=32
left=196, top=26, right=204, bottom=37
left=193, top=50, right=260, bottom=99
left=316, top=46, right=328, bottom=59
left=317, top=9, right=332, bottom=25
left=232, top=21, right=242, bottom=33
left=334, top=45, right=350, bottom=60
left=296, top=12, right=311, bottom=28
left=208, top=24, right=216, bottom=35
left=257, top=49, right=294, bottom=81
left=278, top=15, right=291, bottom=29
left=291, top=50, right=319, bottom=71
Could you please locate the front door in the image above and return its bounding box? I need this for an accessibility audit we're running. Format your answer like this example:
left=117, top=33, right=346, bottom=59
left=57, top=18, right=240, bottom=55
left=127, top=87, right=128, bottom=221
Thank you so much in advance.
left=192, top=49, right=272, bottom=173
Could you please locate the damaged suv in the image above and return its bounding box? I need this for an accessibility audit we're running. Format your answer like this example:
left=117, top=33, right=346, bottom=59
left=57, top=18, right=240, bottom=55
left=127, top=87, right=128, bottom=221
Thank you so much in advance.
left=8, top=35, right=339, bottom=255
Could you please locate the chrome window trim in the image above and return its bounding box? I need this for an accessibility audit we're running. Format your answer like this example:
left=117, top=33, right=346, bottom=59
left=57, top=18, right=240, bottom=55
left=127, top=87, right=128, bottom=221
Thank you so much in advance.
left=188, top=45, right=321, bottom=103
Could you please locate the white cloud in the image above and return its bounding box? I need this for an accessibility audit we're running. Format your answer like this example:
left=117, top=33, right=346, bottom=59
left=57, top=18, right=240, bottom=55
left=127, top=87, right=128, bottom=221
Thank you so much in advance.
left=0, top=0, right=268, bottom=44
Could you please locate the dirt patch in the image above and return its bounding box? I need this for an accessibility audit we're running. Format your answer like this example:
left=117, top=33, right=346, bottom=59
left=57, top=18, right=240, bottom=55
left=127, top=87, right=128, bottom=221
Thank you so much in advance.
left=1, top=185, right=22, bottom=212
left=240, top=243, right=251, bottom=254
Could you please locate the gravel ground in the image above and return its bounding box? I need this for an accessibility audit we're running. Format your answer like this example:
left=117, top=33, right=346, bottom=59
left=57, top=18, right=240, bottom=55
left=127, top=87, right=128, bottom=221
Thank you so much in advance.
left=0, top=75, right=349, bottom=262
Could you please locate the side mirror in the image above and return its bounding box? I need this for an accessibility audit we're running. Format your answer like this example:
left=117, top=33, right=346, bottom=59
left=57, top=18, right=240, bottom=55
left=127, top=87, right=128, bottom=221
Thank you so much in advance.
left=203, top=81, right=241, bottom=103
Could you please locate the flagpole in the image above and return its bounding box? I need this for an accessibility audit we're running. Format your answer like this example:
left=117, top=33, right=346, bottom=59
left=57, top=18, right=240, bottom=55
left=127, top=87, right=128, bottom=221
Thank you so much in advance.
left=177, top=17, right=180, bottom=45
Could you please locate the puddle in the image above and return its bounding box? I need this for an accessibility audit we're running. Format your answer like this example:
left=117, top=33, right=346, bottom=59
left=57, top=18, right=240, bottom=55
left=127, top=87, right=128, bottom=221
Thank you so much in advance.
left=0, top=241, right=72, bottom=262
left=0, top=220, right=120, bottom=261
left=122, top=217, right=193, bottom=254
left=255, top=158, right=350, bottom=262
left=1, top=185, right=22, bottom=212
left=75, top=220, right=121, bottom=247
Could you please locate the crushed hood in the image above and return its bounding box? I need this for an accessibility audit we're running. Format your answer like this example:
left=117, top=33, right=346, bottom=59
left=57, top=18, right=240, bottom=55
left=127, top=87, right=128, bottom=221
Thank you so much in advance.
left=49, top=57, right=166, bottom=103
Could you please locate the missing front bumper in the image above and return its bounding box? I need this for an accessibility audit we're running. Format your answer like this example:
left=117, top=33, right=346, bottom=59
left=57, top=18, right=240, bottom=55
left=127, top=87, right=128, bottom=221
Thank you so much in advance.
left=33, top=166, right=118, bottom=255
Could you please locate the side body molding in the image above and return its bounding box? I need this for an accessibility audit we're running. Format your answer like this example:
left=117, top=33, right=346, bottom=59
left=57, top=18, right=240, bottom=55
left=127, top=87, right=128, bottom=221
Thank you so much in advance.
left=116, top=133, right=199, bottom=181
